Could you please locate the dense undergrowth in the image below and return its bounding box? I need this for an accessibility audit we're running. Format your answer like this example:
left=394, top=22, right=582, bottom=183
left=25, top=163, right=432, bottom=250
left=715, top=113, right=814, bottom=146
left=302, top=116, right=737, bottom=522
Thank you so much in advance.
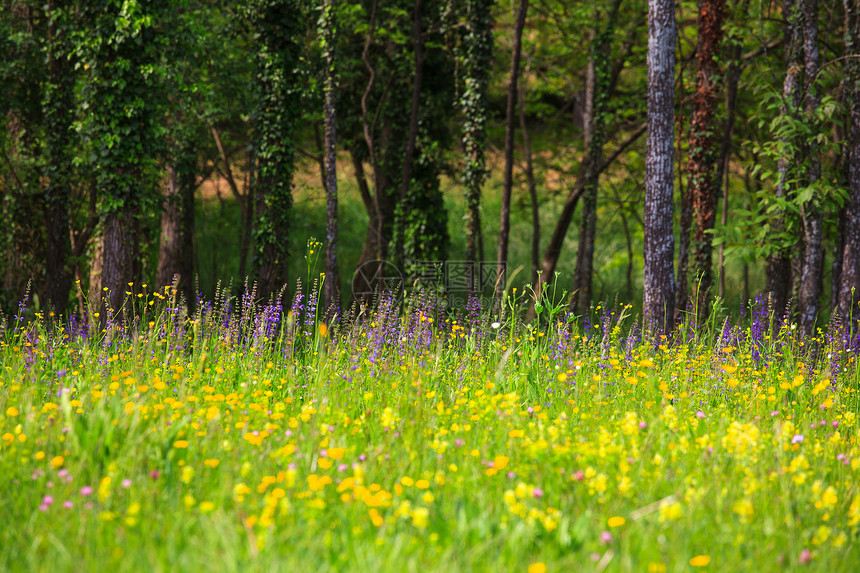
left=1, top=280, right=859, bottom=572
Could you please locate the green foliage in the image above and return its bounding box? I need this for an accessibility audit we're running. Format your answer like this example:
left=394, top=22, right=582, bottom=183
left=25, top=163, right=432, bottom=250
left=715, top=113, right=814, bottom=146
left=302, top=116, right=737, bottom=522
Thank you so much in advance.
left=72, top=0, right=171, bottom=215
left=714, top=88, right=845, bottom=264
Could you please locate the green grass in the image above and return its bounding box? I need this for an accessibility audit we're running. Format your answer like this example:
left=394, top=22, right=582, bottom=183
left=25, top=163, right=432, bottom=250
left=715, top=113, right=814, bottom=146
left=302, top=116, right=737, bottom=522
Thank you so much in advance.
left=0, top=285, right=858, bottom=572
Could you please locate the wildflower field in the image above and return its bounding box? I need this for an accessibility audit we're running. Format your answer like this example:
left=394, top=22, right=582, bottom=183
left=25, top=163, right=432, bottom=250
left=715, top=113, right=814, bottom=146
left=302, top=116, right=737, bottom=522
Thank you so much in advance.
left=1, top=287, right=859, bottom=572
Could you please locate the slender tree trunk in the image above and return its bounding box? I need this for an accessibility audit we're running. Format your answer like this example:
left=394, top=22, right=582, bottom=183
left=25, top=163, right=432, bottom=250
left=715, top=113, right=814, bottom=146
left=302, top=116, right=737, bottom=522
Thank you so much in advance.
left=676, top=99, right=690, bottom=322
left=238, top=144, right=255, bottom=283
left=574, top=1, right=621, bottom=317
left=766, top=0, right=802, bottom=322
left=688, top=0, right=726, bottom=324
left=799, top=0, right=821, bottom=337
left=359, top=0, right=386, bottom=264
left=715, top=23, right=745, bottom=300
left=527, top=123, right=646, bottom=319
left=643, top=0, right=677, bottom=334
left=322, top=0, right=339, bottom=318
left=839, top=0, right=860, bottom=322
left=833, top=207, right=845, bottom=313
left=88, top=232, right=103, bottom=319
left=518, top=64, right=539, bottom=287
left=180, top=163, right=195, bottom=310
left=495, top=0, right=529, bottom=303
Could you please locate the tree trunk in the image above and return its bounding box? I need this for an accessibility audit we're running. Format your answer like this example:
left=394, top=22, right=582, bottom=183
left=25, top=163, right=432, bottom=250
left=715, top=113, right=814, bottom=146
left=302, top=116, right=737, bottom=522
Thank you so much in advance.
left=461, top=0, right=492, bottom=283
left=238, top=144, right=255, bottom=283
left=101, top=210, right=139, bottom=319
left=156, top=158, right=196, bottom=309
left=250, top=0, right=302, bottom=302
left=518, top=63, right=539, bottom=287
left=688, top=0, right=726, bottom=324
left=676, top=80, right=690, bottom=322
left=799, top=0, right=821, bottom=337
left=399, top=0, right=424, bottom=202
left=495, top=0, right=529, bottom=303
left=156, top=166, right=183, bottom=290
left=839, top=0, right=860, bottom=322
left=322, top=0, right=339, bottom=318
left=766, top=0, right=802, bottom=322
left=528, top=122, right=646, bottom=319
left=715, top=19, right=746, bottom=300
left=643, top=0, right=677, bottom=335
left=180, top=163, right=195, bottom=310
left=88, top=232, right=103, bottom=319
left=42, top=0, right=75, bottom=314
left=833, top=206, right=845, bottom=313
left=574, top=0, right=622, bottom=317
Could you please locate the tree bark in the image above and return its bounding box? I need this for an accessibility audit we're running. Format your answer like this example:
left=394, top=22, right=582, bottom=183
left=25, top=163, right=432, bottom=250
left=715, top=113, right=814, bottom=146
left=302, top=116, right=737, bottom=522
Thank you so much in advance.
left=574, top=0, right=623, bottom=317
left=839, top=0, right=860, bottom=322
left=399, top=0, right=424, bottom=202
left=88, top=232, right=103, bottom=319
left=322, top=0, right=339, bottom=318
left=518, top=63, right=539, bottom=287
left=495, top=0, right=529, bottom=303
left=461, top=0, right=492, bottom=282
left=238, top=144, right=255, bottom=283
left=643, top=0, right=677, bottom=335
left=766, top=0, right=802, bottom=322
left=715, top=10, right=746, bottom=300
left=101, top=210, right=140, bottom=319
left=42, top=0, right=75, bottom=314
left=687, top=0, right=726, bottom=324
left=799, top=0, right=821, bottom=337
left=156, top=166, right=183, bottom=290
left=156, top=156, right=196, bottom=309
left=180, top=163, right=195, bottom=310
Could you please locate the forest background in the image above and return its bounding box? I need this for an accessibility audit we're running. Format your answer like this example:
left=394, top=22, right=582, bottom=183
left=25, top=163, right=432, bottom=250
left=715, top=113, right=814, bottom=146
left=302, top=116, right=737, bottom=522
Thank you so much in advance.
left=2, top=0, right=859, bottom=335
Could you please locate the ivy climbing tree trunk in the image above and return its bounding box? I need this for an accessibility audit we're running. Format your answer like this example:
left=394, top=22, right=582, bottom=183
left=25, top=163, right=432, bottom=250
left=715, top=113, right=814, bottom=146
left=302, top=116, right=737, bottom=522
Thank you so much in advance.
left=460, top=0, right=493, bottom=286
left=766, top=0, right=802, bottom=322
left=839, top=0, right=860, bottom=321
left=643, top=0, right=676, bottom=335
left=495, top=0, right=528, bottom=303
left=78, top=0, right=167, bottom=319
left=799, top=0, right=821, bottom=337
left=42, top=0, right=75, bottom=313
left=573, top=0, right=622, bottom=318
left=321, top=0, right=339, bottom=318
left=250, top=0, right=304, bottom=302
left=399, top=0, right=423, bottom=202
left=687, top=0, right=726, bottom=324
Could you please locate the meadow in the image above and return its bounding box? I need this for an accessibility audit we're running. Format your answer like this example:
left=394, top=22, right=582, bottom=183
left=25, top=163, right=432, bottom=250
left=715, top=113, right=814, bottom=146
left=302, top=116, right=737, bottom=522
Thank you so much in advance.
left=1, top=280, right=859, bottom=572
